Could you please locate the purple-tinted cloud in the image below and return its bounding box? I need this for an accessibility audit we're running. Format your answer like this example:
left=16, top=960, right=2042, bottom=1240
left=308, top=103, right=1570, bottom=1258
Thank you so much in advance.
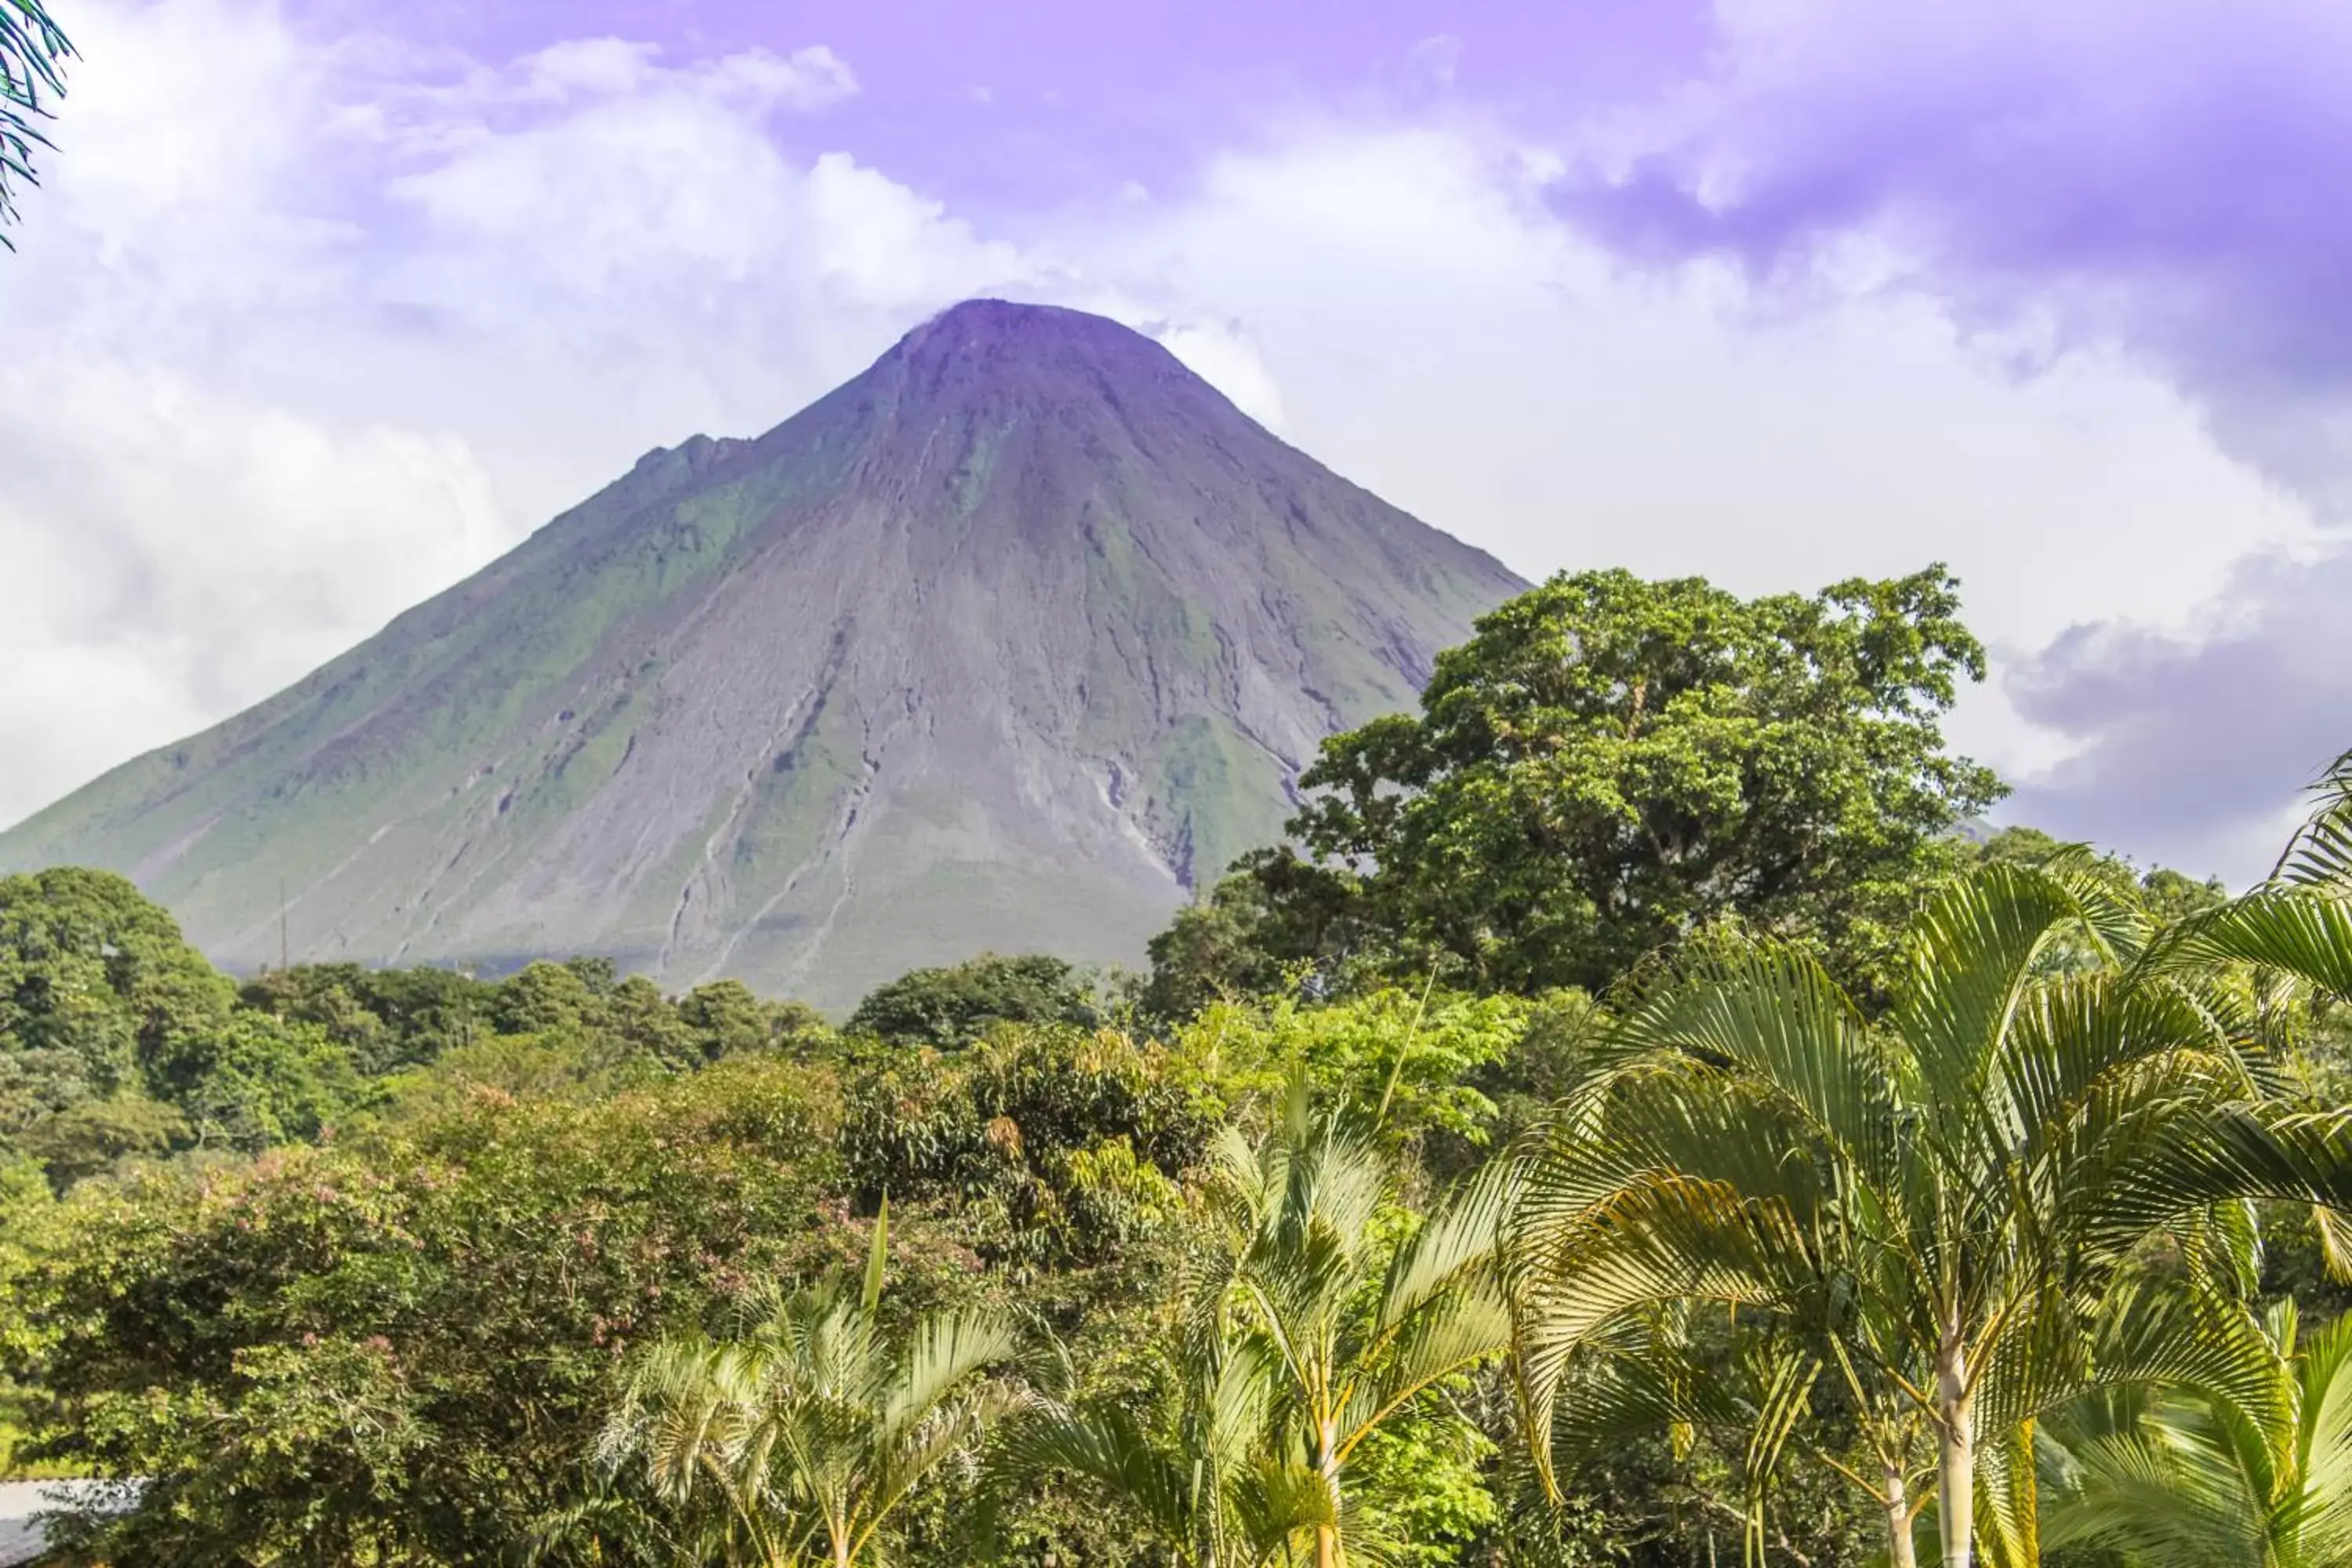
left=17, top=0, right=2350, bottom=884
left=300, top=0, right=1711, bottom=209
left=2005, top=546, right=2352, bottom=872
left=1555, top=0, right=2352, bottom=516
left=1536, top=0, right=2352, bottom=877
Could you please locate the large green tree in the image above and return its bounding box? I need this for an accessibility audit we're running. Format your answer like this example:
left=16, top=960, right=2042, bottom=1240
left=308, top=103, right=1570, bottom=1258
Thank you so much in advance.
left=1505, top=863, right=2352, bottom=1568
left=0, top=868, right=238, bottom=1167
left=1165, top=566, right=2004, bottom=1004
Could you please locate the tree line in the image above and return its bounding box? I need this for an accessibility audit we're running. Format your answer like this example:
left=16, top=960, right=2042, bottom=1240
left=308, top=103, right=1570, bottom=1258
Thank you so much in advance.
left=5, top=565, right=2351, bottom=1568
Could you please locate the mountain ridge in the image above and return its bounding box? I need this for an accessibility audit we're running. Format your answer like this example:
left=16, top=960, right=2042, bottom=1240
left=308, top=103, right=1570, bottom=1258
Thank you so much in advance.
left=0, top=299, right=1528, bottom=1006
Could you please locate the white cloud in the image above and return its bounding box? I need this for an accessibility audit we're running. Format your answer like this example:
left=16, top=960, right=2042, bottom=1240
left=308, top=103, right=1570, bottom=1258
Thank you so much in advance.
left=1090, top=123, right=2307, bottom=636
left=1048, top=123, right=2319, bottom=876
left=511, top=38, right=858, bottom=112
left=0, top=0, right=987, bottom=823
left=0, top=358, right=506, bottom=814
left=1, top=0, right=2321, bottom=894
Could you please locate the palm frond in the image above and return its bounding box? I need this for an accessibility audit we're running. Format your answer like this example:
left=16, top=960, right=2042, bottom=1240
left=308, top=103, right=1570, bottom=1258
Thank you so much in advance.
left=1898, top=862, right=2146, bottom=1139
left=0, top=0, right=74, bottom=244
left=993, top=1398, right=1204, bottom=1555
left=877, top=1307, right=1018, bottom=1445
left=2136, top=888, right=2352, bottom=1004
left=1338, top=1276, right=1511, bottom=1459
left=1228, top=1455, right=1335, bottom=1566
left=2270, top=748, right=2352, bottom=892
left=1372, top=1155, right=1510, bottom=1338
left=1972, top=1419, right=2040, bottom=1568
left=2288, top=1309, right=2352, bottom=1564
left=1606, top=942, right=1899, bottom=1181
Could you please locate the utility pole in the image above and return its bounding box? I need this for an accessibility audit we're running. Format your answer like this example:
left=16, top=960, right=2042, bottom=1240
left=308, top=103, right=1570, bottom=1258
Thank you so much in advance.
left=279, top=876, right=290, bottom=972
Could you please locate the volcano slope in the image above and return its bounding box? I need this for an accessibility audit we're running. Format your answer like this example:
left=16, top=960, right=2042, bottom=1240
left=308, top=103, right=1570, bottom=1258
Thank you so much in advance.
left=0, top=300, right=1526, bottom=1007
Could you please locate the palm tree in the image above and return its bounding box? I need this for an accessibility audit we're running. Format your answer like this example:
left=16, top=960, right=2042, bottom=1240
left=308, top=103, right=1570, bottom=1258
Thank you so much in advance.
left=1506, top=862, right=2352, bottom=1568
left=599, top=1207, right=1018, bottom=1568
left=1000, top=1086, right=1512, bottom=1568
left=2042, top=1295, right=2352, bottom=1568
left=2, top=0, right=72, bottom=245
left=2271, top=747, right=2352, bottom=895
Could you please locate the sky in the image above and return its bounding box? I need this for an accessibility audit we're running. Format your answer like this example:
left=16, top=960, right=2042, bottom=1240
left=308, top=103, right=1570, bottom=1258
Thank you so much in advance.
left=2, top=0, right=2348, bottom=884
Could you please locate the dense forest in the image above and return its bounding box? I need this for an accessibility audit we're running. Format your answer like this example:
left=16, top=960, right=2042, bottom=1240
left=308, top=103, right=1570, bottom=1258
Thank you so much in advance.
left=6, top=567, right=2352, bottom=1568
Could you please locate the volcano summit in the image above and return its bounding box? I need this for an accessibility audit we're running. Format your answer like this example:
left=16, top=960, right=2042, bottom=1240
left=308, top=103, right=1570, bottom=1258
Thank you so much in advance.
left=0, top=301, right=1526, bottom=1006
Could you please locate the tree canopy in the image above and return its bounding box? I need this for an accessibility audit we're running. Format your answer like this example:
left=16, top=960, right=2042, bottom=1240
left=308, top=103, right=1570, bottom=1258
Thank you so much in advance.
left=1158, top=566, right=2003, bottom=1004
left=5, top=583, right=2352, bottom=1568
left=846, top=953, right=1102, bottom=1048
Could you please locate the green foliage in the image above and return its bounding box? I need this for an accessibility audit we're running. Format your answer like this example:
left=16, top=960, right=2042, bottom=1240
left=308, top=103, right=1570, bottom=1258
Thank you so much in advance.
left=1166, top=566, right=2005, bottom=1004
left=0, top=866, right=237, bottom=1103
left=1143, top=850, right=1377, bottom=1016
left=2042, top=1299, right=2352, bottom=1568
left=842, top=1025, right=1218, bottom=1272
left=146, top=1010, right=365, bottom=1150
left=494, top=956, right=617, bottom=1035
left=1508, top=862, right=2352, bottom=1568
left=240, top=960, right=497, bottom=1074
left=848, top=953, right=1102, bottom=1048
left=1177, top=986, right=1537, bottom=1148
left=1348, top=1392, right=1501, bottom=1568
left=0, top=871, right=839, bottom=1192
left=679, top=978, right=832, bottom=1060
left=0, top=867, right=246, bottom=1181
left=1141, top=865, right=1307, bottom=1021
left=11, top=1091, right=187, bottom=1190
left=5, top=706, right=2352, bottom=1568
left=0, top=0, right=72, bottom=245
left=597, top=1209, right=1018, bottom=1567
left=8, top=1056, right=844, bottom=1562
left=996, top=1091, right=1512, bottom=1567
left=1974, top=825, right=2229, bottom=928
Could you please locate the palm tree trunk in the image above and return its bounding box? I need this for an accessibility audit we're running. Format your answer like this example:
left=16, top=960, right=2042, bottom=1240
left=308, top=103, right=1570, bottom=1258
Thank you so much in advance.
left=1882, top=1459, right=1918, bottom=1568
left=1314, top=1410, right=1343, bottom=1568
left=1935, top=1339, right=1975, bottom=1568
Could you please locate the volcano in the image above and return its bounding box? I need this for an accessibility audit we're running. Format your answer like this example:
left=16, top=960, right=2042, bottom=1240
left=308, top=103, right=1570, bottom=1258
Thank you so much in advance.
left=0, top=301, right=1526, bottom=1007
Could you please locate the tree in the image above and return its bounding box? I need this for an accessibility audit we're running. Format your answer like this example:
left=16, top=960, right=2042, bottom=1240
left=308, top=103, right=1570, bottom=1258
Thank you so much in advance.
left=0, top=0, right=71, bottom=246
left=494, top=958, right=613, bottom=1036
left=1506, top=862, right=2352, bottom=1568
left=0, top=867, right=238, bottom=1165
left=600, top=1207, right=1016, bottom=1568
left=1187, top=567, right=2004, bottom=1000
left=1001, top=1088, right=1512, bottom=1568
left=147, top=1011, right=363, bottom=1149
left=841, top=1024, right=1218, bottom=1272
left=2042, top=1297, right=2352, bottom=1568
left=1973, top=825, right=2228, bottom=931
left=11, top=1091, right=184, bottom=1191
left=8, top=1058, right=845, bottom=1563
left=1142, top=862, right=1339, bottom=1019
left=240, top=961, right=496, bottom=1075
left=680, top=980, right=833, bottom=1061
left=847, top=954, right=1101, bottom=1049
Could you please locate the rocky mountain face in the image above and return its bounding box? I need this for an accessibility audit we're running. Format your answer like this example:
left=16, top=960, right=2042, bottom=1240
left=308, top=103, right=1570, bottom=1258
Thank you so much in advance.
left=0, top=300, right=1526, bottom=1007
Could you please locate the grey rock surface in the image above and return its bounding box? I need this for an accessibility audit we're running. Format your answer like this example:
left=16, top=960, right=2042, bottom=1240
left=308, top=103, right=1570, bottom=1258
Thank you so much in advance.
left=0, top=301, right=1526, bottom=1007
